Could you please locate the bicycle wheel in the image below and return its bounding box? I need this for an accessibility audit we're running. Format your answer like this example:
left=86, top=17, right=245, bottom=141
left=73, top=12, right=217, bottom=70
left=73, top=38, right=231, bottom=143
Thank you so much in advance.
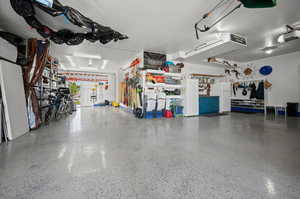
left=44, top=106, right=53, bottom=125
left=55, top=105, right=63, bottom=121
left=67, top=102, right=73, bottom=114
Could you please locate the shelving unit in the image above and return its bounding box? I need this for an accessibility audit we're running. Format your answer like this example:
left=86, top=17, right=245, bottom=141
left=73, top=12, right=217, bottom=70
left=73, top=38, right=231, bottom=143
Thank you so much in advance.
left=166, top=95, right=183, bottom=99
left=141, top=69, right=184, bottom=118
left=143, top=69, right=183, bottom=77
left=141, top=70, right=183, bottom=93
left=230, top=79, right=267, bottom=113
left=36, top=59, right=59, bottom=109
left=145, top=82, right=183, bottom=89
left=231, top=99, right=265, bottom=112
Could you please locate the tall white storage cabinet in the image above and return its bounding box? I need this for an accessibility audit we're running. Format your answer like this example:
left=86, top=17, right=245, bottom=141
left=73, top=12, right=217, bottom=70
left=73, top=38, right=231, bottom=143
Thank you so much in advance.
left=184, top=78, right=199, bottom=116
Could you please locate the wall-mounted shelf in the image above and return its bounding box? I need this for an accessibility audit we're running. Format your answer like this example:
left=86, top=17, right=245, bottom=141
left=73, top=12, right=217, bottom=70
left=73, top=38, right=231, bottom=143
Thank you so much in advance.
left=142, top=69, right=182, bottom=77
left=145, top=83, right=183, bottom=89
left=166, top=95, right=183, bottom=99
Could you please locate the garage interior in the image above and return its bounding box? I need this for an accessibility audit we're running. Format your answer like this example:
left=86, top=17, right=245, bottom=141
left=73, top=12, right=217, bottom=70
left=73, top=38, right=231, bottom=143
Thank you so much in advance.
left=0, top=0, right=300, bottom=198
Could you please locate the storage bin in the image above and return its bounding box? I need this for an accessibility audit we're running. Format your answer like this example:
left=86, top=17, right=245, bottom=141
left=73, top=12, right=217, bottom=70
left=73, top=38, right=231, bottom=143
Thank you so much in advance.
left=171, top=105, right=184, bottom=117
left=155, top=111, right=164, bottom=118
left=287, top=102, right=299, bottom=117
left=144, top=111, right=154, bottom=119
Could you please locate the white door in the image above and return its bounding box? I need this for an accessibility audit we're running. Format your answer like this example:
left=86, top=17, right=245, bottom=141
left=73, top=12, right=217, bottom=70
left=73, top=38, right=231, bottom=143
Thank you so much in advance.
left=184, top=78, right=199, bottom=116
left=220, top=82, right=231, bottom=112
left=80, top=82, right=94, bottom=107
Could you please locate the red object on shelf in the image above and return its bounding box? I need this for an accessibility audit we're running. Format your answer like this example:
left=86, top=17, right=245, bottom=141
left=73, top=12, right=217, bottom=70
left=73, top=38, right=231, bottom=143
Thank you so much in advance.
left=164, top=110, right=173, bottom=118
left=163, top=66, right=169, bottom=72
left=130, top=58, right=141, bottom=67
left=153, top=75, right=165, bottom=83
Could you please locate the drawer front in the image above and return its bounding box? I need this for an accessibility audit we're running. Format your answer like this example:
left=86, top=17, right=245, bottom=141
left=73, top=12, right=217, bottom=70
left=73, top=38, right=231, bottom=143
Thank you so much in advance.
left=199, top=97, right=220, bottom=115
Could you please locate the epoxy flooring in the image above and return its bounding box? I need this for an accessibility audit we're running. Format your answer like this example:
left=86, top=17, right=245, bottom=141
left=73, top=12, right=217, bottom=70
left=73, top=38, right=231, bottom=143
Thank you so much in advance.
left=0, top=107, right=300, bottom=199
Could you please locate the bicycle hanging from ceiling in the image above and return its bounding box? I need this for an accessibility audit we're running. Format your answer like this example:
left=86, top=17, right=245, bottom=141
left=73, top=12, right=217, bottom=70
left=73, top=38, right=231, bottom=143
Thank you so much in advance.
left=10, top=0, right=129, bottom=45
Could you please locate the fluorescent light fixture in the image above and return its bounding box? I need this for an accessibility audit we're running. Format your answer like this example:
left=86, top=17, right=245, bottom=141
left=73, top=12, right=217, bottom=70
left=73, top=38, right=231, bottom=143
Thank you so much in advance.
left=262, top=46, right=278, bottom=55
left=101, top=60, right=108, bottom=69
left=265, top=50, right=273, bottom=54
left=277, top=35, right=285, bottom=43
left=66, top=56, right=76, bottom=67
left=79, top=66, right=97, bottom=71
left=60, top=63, right=66, bottom=70
left=73, top=52, right=102, bottom=60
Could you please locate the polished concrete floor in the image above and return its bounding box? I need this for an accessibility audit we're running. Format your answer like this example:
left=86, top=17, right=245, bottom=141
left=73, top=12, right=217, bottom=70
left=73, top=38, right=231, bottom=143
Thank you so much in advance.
left=0, top=107, right=300, bottom=199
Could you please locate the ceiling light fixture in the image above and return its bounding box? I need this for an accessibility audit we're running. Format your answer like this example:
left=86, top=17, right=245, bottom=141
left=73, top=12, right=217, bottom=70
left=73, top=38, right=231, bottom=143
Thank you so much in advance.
left=88, top=59, right=93, bottom=66
left=66, top=56, right=76, bottom=67
left=73, top=52, right=102, bottom=60
left=262, top=46, right=278, bottom=54
left=79, top=66, right=97, bottom=71
left=60, top=63, right=66, bottom=70
left=277, top=25, right=300, bottom=43
left=101, top=60, right=108, bottom=69
left=277, top=35, right=285, bottom=43
left=265, top=50, right=273, bottom=54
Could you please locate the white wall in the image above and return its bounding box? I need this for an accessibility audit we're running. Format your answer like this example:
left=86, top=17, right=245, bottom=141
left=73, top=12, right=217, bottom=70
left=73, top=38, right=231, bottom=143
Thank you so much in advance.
left=245, top=51, right=300, bottom=110
left=0, top=37, right=17, bottom=61
left=175, top=61, right=225, bottom=97
left=181, top=62, right=224, bottom=76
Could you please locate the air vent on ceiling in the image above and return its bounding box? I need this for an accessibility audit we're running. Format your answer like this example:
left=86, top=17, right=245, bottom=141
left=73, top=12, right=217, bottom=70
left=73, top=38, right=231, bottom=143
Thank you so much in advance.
left=173, top=33, right=247, bottom=62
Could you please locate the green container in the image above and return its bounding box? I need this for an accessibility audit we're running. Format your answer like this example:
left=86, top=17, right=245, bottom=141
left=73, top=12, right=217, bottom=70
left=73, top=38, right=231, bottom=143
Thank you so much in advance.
left=240, top=0, right=277, bottom=8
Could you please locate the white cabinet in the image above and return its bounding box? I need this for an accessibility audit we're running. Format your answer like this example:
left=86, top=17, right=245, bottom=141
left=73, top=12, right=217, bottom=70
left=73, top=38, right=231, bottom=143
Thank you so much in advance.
left=184, top=79, right=199, bottom=116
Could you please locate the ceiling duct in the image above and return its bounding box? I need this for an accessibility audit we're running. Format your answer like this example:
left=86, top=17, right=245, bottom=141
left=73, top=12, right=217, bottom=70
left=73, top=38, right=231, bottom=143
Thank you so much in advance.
left=172, top=33, right=247, bottom=62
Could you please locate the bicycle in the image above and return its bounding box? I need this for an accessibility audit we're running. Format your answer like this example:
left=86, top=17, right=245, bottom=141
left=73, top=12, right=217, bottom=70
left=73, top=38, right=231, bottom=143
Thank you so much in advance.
left=44, top=92, right=59, bottom=125
left=55, top=88, right=73, bottom=121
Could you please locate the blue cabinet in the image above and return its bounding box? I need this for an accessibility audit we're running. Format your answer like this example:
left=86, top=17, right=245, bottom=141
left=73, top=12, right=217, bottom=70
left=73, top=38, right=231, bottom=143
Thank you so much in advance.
left=199, top=96, right=220, bottom=115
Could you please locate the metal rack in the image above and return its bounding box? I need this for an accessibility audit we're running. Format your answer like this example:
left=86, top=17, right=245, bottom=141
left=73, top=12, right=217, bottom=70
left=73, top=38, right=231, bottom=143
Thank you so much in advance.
left=36, top=58, right=67, bottom=110
left=231, top=78, right=266, bottom=113
left=231, top=99, right=265, bottom=110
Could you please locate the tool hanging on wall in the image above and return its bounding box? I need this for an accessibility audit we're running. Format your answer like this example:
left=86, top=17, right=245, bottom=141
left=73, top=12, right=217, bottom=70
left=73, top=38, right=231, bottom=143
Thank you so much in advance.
left=194, top=0, right=277, bottom=39
left=264, top=80, right=272, bottom=89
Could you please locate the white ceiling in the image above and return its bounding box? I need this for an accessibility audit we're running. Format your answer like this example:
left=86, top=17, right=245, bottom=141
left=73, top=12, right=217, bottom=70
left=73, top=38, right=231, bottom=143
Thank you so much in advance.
left=1, top=0, right=300, bottom=71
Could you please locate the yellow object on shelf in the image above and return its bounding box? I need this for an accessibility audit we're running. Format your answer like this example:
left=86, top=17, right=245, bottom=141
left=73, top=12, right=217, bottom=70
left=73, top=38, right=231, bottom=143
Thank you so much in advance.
left=112, top=101, right=120, bottom=107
